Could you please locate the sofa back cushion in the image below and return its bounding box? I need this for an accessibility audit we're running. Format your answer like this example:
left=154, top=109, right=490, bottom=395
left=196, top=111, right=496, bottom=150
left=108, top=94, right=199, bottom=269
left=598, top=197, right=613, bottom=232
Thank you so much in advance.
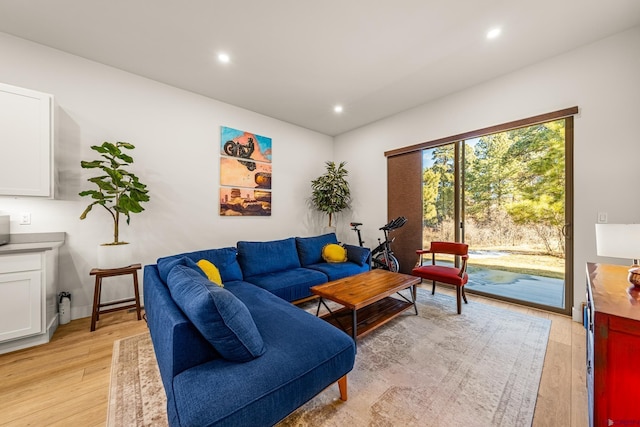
left=167, top=265, right=265, bottom=362
left=157, top=247, right=243, bottom=283
left=237, top=237, right=301, bottom=277
left=295, top=233, right=339, bottom=266
left=345, top=244, right=371, bottom=267
left=157, top=256, right=207, bottom=283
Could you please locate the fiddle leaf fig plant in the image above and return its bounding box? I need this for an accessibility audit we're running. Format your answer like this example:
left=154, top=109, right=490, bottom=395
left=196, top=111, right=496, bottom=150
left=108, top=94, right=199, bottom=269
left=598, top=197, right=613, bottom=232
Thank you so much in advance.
left=311, top=161, right=351, bottom=227
left=79, top=141, right=150, bottom=245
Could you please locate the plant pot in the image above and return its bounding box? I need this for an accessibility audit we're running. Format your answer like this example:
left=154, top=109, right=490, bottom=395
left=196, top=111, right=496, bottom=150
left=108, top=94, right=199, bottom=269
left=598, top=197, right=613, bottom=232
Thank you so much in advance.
left=97, top=243, right=133, bottom=269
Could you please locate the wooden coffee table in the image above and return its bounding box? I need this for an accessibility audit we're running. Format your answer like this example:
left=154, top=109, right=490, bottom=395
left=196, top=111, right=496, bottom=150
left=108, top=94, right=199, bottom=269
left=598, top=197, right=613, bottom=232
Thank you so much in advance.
left=310, top=269, right=420, bottom=346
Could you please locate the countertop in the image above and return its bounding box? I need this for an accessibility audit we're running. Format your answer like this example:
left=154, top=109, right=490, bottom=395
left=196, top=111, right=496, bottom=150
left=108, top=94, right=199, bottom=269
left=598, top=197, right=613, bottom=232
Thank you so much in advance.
left=0, top=232, right=65, bottom=254
left=587, top=262, right=640, bottom=322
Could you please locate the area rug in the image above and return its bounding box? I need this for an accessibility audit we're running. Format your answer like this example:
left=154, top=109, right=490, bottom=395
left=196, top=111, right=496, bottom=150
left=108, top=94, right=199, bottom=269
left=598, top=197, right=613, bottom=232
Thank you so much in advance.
left=107, top=332, right=167, bottom=426
left=107, top=289, right=550, bottom=426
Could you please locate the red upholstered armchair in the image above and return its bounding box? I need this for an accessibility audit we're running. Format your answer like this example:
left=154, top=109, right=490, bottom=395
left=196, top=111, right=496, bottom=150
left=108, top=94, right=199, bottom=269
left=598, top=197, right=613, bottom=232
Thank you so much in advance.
left=411, top=241, right=469, bottom=314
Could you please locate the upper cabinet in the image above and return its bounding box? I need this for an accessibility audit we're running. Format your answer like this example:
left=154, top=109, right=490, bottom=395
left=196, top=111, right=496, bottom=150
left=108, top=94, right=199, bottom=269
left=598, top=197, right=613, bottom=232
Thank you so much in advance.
left=0, top=83, right=54, bottom=197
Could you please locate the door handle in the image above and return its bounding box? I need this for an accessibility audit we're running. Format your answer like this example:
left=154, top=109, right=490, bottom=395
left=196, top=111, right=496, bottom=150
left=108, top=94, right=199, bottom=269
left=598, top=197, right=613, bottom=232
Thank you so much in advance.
left=562, top=223, right=571, bottom=239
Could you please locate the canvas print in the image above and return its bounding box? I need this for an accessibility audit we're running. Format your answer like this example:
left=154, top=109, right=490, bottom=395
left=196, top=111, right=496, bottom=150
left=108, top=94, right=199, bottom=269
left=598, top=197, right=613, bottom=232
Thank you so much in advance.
left=220, top=126, right=272, bottom=216
left=220, top=157, right=272, bottom=189
left=220, top=188, right=271, bottom=216
left=220, top=126, right=272, bottom=163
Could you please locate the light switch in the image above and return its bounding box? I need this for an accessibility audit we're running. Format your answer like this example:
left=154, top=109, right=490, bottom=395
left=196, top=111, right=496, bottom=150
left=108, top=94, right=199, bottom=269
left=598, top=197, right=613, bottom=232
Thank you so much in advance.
left=20, top=212, right=31, bottom=225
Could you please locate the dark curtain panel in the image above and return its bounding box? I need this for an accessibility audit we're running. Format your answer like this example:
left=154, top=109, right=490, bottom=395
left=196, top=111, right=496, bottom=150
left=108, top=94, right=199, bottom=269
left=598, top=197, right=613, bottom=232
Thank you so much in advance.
left=387, top=151, right=422, bottom=274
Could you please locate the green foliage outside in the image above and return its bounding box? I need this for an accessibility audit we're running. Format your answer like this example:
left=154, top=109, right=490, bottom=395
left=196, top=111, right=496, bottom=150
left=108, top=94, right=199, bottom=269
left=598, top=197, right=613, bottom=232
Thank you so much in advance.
left=423, top=120, right=566, bottom=262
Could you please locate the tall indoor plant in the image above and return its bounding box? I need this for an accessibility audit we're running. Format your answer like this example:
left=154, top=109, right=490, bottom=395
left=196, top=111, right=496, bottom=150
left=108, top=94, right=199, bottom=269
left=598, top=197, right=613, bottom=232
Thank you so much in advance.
left=79, top=141, right=150, bottom=246
left=311, top=161, right=351, bottom=228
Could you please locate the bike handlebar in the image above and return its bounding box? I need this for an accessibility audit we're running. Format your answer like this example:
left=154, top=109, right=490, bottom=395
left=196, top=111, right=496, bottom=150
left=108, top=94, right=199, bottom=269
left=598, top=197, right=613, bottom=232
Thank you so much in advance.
left=350, top=217, right=406, bottom=233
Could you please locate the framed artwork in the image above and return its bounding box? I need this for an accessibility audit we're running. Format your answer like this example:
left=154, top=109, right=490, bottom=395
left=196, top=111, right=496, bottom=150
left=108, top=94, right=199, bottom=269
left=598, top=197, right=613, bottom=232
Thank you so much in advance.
left=219, top=126, right=272, bottom=216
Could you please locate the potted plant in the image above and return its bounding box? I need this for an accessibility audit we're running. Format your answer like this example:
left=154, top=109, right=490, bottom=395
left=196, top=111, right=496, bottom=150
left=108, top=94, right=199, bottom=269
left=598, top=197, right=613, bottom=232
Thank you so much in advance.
left=79, top=141, right=150, bottom=267
left=311, top=161, right=351, bottom=229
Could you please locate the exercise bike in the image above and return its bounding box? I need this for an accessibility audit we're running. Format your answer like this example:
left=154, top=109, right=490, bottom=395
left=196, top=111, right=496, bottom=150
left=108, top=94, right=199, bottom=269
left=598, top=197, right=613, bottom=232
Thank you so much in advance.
left=350, top=216, right=406, bottom=273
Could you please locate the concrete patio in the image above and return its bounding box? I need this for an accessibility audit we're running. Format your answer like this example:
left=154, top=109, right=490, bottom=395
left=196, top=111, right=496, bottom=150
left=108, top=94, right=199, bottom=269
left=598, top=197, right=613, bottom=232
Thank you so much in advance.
left=464, top=265, right=565, bottom=308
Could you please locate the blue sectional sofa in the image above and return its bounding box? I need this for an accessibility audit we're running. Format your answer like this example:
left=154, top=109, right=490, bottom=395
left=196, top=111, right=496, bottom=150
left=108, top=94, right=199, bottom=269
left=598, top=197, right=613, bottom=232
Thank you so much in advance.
left=236, top=233, right=370, bottom=301
left=144, top=233, right=369, bottom=426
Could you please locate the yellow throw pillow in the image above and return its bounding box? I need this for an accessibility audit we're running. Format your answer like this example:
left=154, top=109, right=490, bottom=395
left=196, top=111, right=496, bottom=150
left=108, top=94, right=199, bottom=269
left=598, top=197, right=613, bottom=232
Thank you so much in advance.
left=322, top=243, right=348, bottom=263
left=197, top=259, right=223, bottom=287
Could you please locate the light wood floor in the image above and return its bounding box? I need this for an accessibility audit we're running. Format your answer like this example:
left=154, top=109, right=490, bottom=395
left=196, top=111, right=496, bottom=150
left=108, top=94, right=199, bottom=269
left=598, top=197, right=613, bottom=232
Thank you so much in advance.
left=0, top=311, right=148, bottom=426
left=0, top=288, right=587, bottom=426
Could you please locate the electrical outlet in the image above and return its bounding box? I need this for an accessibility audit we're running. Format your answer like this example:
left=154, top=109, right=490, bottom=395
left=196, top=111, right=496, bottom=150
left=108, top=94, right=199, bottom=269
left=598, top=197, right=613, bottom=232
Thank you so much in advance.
left=20, top=212, right=31, bottom=225
left=597, top=212, right=608, bottom=224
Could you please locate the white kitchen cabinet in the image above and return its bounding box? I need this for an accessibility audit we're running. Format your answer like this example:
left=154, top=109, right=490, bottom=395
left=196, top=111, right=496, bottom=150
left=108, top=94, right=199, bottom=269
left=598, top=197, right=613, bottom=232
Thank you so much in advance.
left=0, top=82, right=54, bottom=197
left=0, top=233, right=64, bottom=354
left=0, top=253, right=43, bottom=341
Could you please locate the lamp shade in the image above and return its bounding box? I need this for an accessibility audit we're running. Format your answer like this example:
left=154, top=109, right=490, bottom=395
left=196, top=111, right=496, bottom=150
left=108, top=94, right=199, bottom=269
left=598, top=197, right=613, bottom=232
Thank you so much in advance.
left=595, top=224, right=640, bottom=261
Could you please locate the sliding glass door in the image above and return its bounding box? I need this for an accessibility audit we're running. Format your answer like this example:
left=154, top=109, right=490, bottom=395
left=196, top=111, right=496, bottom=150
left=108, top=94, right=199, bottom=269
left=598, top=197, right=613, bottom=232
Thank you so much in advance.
left=421, top=119, right=572, bottom=314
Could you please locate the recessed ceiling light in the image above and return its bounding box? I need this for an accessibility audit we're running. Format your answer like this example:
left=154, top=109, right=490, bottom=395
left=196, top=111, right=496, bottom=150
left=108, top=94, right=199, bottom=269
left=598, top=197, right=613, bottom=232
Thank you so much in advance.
left=487, top=27, right=501, bottom=39
left=334, top=105, right=344, bottom=114
left=218, top=52, right=230, bottom=63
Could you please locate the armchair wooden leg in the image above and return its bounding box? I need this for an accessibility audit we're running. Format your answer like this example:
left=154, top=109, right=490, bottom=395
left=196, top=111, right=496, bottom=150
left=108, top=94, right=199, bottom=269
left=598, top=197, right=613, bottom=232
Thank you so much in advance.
left=338, top=375, right=348, bottom=401
left=432, top=280, right=436, bottom=295
left=456, top=286, right=462, bottom=314
left=462, top=286, right=468, bottom=304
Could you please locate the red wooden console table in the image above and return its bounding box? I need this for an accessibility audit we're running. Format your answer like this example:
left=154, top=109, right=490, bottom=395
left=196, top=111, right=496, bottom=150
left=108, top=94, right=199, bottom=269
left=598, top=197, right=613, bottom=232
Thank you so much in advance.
left=586, top=263, right=640, bottom=426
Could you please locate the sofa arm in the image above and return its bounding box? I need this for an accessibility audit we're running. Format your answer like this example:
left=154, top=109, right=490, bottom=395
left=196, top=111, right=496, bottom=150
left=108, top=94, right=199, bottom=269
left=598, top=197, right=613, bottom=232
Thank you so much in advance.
left=143, top=265, right=218, bottom=383
left=344, top=244, right=371, bottom=267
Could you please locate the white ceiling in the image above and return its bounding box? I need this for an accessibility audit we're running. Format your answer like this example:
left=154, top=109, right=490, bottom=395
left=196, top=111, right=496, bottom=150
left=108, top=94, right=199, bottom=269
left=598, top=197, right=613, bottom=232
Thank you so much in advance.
left=1, top=1, right=639, bottom=136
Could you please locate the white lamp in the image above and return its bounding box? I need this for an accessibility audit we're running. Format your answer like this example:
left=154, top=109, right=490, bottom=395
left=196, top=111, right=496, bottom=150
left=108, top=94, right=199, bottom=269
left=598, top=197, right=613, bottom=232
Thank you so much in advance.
left=595, top=223, right=640, bottom=288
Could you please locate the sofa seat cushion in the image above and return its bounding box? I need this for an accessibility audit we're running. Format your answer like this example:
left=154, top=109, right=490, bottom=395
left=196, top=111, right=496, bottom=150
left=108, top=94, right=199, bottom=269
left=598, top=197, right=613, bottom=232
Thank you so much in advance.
left=307, top=261, right=370, bottom=281
left=172, top=281, right=355, bottom=427
left=158, top=247, right=243, bottom=283
left=237, top=237, right=301, bottom=277
left=167, top=265, right=265, bottom=362
left=296, top=233, right=339, bottom=266
left=412, top=265, right=469, bottom=286
left=245, top=268, right=327, bottom=302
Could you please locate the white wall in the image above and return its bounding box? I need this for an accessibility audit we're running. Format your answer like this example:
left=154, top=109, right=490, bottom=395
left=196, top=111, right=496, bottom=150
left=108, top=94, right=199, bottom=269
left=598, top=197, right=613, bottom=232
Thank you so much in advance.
left=0, top=33, right=334, bottom=319
left=335, top=26, right=640, bottom=322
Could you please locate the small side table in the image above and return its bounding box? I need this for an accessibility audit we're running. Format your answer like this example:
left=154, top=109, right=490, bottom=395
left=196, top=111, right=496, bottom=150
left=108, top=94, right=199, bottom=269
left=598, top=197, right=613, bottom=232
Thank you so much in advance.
left=90, top=263, right=142, bottom=331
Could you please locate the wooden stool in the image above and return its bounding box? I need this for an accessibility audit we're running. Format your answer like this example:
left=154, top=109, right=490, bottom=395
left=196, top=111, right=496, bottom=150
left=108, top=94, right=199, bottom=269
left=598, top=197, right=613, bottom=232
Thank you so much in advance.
left=90, top=263, right=142, bottom=331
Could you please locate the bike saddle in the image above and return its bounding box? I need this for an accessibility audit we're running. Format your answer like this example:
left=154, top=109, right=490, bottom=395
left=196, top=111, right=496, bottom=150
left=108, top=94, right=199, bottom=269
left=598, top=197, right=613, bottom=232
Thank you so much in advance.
left=350, top=222, right=362, bottom=227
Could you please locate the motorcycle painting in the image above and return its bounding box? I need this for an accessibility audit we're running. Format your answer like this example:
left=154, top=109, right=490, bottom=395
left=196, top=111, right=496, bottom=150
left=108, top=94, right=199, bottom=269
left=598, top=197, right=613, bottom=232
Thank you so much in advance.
left=220, top=126, right=272, bottom=216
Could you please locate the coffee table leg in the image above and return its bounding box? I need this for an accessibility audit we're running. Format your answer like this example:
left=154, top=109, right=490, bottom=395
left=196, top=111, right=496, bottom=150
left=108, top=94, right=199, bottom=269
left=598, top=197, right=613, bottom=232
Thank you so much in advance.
left=351, top=309, right=357, bottom=345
